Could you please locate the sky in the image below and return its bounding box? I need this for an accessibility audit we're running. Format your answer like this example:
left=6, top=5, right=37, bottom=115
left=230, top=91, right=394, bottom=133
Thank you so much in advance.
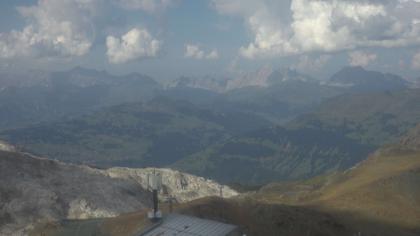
left=0, top=0, right=420, bottom=81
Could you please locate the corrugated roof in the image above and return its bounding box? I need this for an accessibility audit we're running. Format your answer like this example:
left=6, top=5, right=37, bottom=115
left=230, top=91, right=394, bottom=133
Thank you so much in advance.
left=141, top=214, right=238, bottom=236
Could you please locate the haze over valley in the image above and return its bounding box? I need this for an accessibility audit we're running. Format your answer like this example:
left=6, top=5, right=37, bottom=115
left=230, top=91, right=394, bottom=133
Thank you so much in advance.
left=1, top=0, right=420, bottom=235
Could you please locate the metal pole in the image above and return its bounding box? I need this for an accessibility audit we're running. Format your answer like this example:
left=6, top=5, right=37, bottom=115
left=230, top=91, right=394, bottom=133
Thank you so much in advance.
left=153, top=189, right=158, bottom=214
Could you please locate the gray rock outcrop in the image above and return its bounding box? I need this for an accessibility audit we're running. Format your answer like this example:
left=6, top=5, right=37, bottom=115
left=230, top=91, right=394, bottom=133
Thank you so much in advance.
left=0, top=151, right=238, bottom=235
left=106, top=167, right=238, bottom=203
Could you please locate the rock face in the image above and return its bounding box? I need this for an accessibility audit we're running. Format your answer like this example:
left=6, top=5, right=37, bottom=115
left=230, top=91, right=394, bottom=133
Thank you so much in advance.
left=0, top=151, right=152, bottom=236
left=106, top=167, right=238, bottom=203
left=0, top=140, right=15, bottom=152
left=167, top=67, right=312, bottom=92
left=0, top=151, right=238, bottom=235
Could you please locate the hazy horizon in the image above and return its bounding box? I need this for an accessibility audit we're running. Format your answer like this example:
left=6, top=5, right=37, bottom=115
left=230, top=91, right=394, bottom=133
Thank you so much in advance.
left=0, top=0, right=420, bottom=81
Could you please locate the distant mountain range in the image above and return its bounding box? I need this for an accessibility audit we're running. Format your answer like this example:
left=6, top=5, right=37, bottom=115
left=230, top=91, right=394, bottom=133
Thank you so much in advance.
left=0, top=66, right=413, bottom=130
left=0, top=98, right=271, bottom=167
left=169, top=67, right=317, bottom=92
left=0, top=70, right=50, bottom=89
left=0, top=66, right=418, bottom=185
left=176, top=88, right=420, bottom=184
left=2, top=88, right=419, bottom=184
left=1, top=66, right=419, bottom=235
left=169, top=66, right=411, bottom=92
left=0, top=67, right=161, bottom=130
left=167, top=66, right=275, bottom=92
left=329, top=66, right=408, bottom=92
left=290, top=89, right=420, bottom=146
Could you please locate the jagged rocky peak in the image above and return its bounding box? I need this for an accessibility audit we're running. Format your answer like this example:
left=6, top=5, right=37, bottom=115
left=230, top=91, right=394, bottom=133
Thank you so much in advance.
left=105, top=167, right=238, bottom=203
left=167, top=66, right=315, bottom=92
left=267, top=67, right=312, bottom=84
left=168, top=75, right=229, bottom=92
left=226, top=65, right=274, bottom=90
left=49, top=66, right=160, bottom=89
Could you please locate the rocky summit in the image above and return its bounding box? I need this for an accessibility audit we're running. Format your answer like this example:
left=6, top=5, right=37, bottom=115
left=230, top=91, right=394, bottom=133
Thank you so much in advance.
left=0, top=150, right=237, bottom=236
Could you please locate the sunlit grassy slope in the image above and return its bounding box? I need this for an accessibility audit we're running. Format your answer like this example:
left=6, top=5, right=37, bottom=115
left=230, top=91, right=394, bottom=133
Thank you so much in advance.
left=31, top=125, right=420, bottom=236
left=257, top=125, right=420, bottom=232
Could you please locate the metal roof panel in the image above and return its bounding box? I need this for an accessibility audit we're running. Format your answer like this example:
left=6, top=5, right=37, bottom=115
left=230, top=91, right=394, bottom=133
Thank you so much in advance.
left=141, top=214, right=238, bottom=236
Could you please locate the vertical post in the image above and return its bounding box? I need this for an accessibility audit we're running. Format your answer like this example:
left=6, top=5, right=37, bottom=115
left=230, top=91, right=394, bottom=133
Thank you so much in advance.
left=169, top=196, right=174, bottom=213
left=147, top=170, right=162, bottom=221
left=153, top=189, right=159, bottom=214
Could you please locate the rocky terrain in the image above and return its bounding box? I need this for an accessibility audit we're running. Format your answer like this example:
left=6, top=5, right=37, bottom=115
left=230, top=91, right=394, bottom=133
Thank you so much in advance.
left=0, top=151, right=152, bottom=235
left=106, top=167, right=238, bottom=203
left=0, top=150, right=237, bottom=236
left=0, top=140, right=15, bottom=152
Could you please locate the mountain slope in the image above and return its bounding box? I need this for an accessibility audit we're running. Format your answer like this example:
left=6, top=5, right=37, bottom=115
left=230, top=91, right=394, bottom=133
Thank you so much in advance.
left=168, top=68, right=343, bottom=124
left=30, top=142, right=420, bottom=236
left=315, top=152, right=420, bottom=230
left=0, top=67, right=161, bottom=130
left=219, top=79, right=343, bottom=123
left=33, top=194, right=417, bottom=236
left=31, top=197, right=357, bottom=236
left=0, top=98, right=271, bottom=167
left=257, top=125, right=420, bottom=234
left=174, top=126, right=373, bottom=184
left=329, top=66, right=408, bottom=92
left=34, top=142, right=420, bottom=236
left=395, top=123, right=420, bottom=152
left=290, top=88, right=420, bottom=146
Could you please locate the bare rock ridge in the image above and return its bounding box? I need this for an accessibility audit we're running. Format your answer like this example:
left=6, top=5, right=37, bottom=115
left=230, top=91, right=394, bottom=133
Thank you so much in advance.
left=105, top=167, right=238, bottom=203
left=0, top=140, right=15, bottom=152
left=0, top=150, right=238, bottom=235
left=0, top=151, right=152, bottom=235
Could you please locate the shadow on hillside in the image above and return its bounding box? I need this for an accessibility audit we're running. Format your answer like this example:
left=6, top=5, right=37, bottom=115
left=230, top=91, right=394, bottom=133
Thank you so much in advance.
left=30, top=197, right=420, bottom=236
left=177, top=197, right=420, bottom=236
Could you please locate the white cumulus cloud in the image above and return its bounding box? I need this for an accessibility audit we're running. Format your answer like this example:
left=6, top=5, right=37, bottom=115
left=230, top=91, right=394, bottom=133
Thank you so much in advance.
left=184, top=44, right=219, bottom=60
left=116, top=0, right=176, bottom=13
left=106, top=28, right=161, bottom=64
left=348, top=51, right=377, bottom=67
left=212, top=0, right=420, bottom=59
left=0, top=0, right=98, bottom=59
left=0, top=0, right=170, bottom=61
